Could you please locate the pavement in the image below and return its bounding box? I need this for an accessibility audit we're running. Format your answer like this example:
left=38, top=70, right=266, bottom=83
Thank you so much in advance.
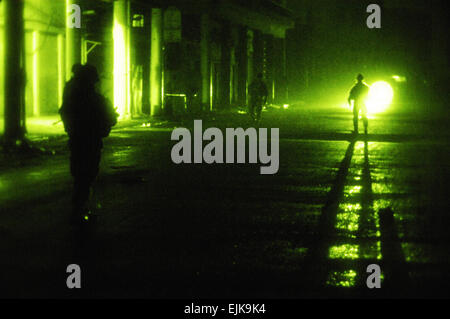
left=0, top=103, right=449, bottom=298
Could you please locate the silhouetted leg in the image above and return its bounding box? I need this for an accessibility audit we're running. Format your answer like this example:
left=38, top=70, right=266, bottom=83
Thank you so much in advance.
left=360, top=104, right=368, bottom=134
left=255, top=103, right=262, bottom=121
left=69, top=137, right=102, bottom=220
left=363, top=116, right=368, bottom=134
left=69, top=138, right=85, bottom=217
left=249, top=100, right=255, bottom=120
left=72, top=178, right=90, bottom=215
left=353, top=105, right=359, bottom=133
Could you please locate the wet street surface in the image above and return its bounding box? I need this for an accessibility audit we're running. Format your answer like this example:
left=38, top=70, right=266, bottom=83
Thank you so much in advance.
left=0, top=105, right=449, bottom=298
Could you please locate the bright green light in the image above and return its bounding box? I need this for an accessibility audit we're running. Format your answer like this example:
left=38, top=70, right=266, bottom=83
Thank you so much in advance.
left=58, top=34, right=64, bottom=108
left=366, top=81, right=393, bottom=114
left=326, top=270, right=357, bottom=287
left=329, top=244, right=359, bottom=259
left=113, top=21, right=126, bottom=118
left=336, top=204, right=361, bottom=233
left=392, top=75, right=406, bottom=82
left=32, top=31, right=40, bottom=116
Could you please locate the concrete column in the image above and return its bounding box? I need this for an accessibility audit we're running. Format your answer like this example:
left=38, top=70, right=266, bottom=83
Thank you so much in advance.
left=282, top=37, right=288, bottom=102
left=219, top=22, right=231, bottom=109
left=230, top=25, right=239, bottom=106
left=114, top=0, right=131, bottom=118
left=236, top=26, right=248, bottom=107
left=3, top=0, right=25, bottom=142
left=253, top=30, right=263, bottom=77
left=57, top=33, right=65, bottom=108
left=264, top=34, right=275, bottom=104
left=246, top=29, right=254, bottom=106
left=200, top=14, right=210, bottom=110
left=32, top=31, right=40, bottom=116
left=150, top=8, right=163, bottom=116
left=273, top=37, right=287, bottom=104
left=65, top=0, right=82, bottom=81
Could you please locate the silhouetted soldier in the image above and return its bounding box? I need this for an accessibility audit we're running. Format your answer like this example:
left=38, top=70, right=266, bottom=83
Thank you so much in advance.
left=63, top=63, right=83, bottom=102
left=249, top=73, right=268, bottom=122
left=348, top=73, right=370, bottom=134
left=59, top=64, right=118, bottom=222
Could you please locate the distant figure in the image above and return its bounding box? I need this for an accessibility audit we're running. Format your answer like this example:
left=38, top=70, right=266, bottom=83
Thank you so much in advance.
left=248, top=73, right=268, bottom=122
left=348, top=73, right=370, bottom=134
left=59, top=64, right=118, bottom=223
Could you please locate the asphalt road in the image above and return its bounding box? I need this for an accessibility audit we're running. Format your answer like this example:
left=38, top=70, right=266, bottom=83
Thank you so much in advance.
left=0, top=105, right=449, bottom=298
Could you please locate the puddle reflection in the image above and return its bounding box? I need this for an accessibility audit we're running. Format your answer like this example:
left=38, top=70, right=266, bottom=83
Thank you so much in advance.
left=326, top=270, right=357, bottom=287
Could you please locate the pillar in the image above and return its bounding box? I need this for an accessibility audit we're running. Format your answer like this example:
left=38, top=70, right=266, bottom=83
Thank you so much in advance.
left=246, top=29, right=254, bottom=106
left=264, top=34, right=275, bottom=104
left=273, top=37, right=288, bottom=104
left=57, top=33, right=65, bottom=108
left=3, top=0, right=25, bottom=142
left=236, top=26, right=248, bottom=107
left=65, top=0, right=82, bottom=81
left=200, top=14, right=210, bottom=110
left=114, top=0, right=131, bottom=118
left=253, top=30, right=263, bottom=77
left=150, top=8, right=163, bottom=116
left=219, top=22, right=231, bottom=109
left=32, top=31, right=40, bottom=116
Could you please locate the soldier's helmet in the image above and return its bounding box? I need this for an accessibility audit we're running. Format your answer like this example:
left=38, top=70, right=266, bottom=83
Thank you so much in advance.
left=356, top=73, right=364, bottom=81
left=71, top=63, right=83, bottom=77
left=80, top=64, right=100, bottom=85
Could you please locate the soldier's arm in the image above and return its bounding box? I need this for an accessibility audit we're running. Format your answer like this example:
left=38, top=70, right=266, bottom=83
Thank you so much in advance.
left=348, top=87, right=355, bottom=104
left=104, top=97, right=118, bottom=127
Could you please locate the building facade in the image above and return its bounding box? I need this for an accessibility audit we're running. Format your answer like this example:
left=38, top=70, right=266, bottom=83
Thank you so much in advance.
left=0, top=0, right=294, bottom=141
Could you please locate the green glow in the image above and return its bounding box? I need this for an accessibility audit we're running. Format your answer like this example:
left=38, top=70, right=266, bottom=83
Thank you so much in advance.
left=326, top=270, right=357, bottom=287
left=346, top=185, right=361, bottom=194
left=329, top=244, right=359, bottom=259
left=32, top=31, right=39, bottom=116
left=113, top=20, right=126, bottom=117
left=57, top=33, right=64, bottom=108
left=366, top=81, right=393, bottom=114
left=401, top=243, right=432, bottom=263
left=210, top=62, right=213, bottom=111
left=374, top=210, right=381, bottom=237
left=336, top=203, right=361, bottom=232
left=373, top=199, right=390, bottom=211
left=392, top=75, right=406, bottom=82
left=0, top=3, right=3, bottom=121
left=377, top=241, right=382, bottom=259
left=355, top=141, right=365, bottom=152
left=371, top=182, right=392, bottom=194
left=150, top=8, right=162, bottom=116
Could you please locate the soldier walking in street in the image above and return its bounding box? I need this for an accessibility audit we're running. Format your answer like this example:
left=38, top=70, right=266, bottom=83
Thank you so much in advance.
left=59, top=64, right=118, bottom=223
left=248, top=73, right=268, bottom=122
left=348, top=73, right=370, bottom=134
